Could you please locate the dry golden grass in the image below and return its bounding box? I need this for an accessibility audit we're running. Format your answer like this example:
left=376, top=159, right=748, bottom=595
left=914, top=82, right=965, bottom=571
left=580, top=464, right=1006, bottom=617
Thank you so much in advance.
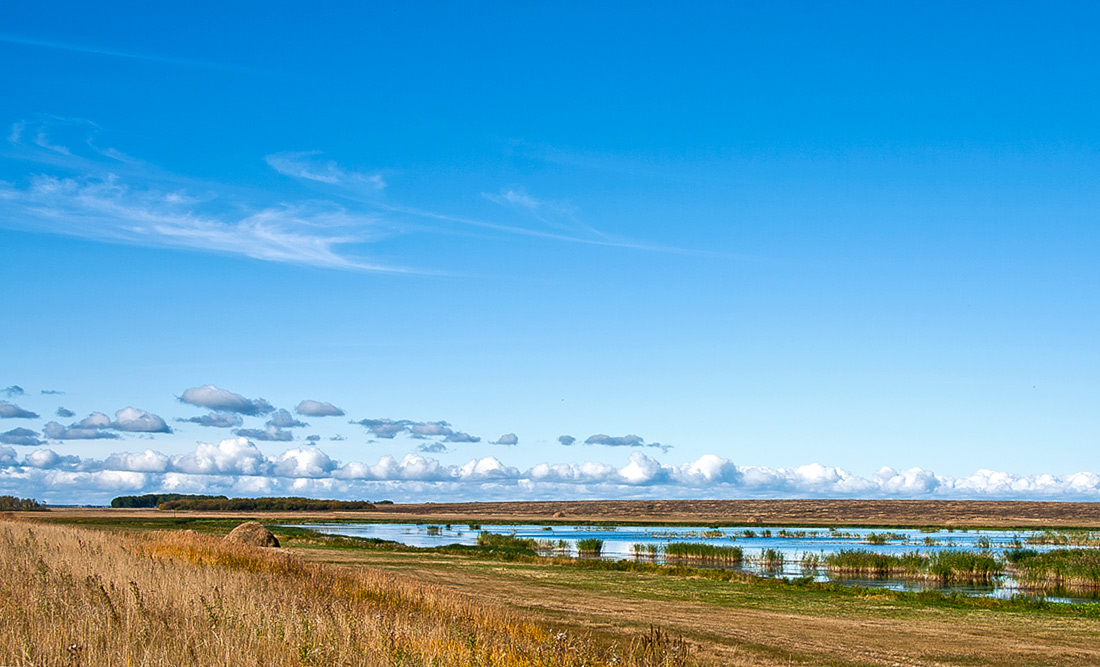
left=0, top=518, right=689, bottom=667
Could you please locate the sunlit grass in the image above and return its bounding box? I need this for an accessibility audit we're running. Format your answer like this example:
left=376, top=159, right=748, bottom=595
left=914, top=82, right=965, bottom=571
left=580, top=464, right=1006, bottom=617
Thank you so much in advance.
left=0, top=519, right=690, bottom=666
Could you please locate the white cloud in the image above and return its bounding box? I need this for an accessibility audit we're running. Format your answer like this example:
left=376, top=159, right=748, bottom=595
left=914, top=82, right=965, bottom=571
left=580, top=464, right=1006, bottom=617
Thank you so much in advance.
left=6, top=435, right=1100, bottom=505
left=271, top=447, right=335, bottom=478
left=0, top=401, right=39, bottom=419
left=102, top=449, right=171, bottom=473
left=172, top=438, right=269, bottom=476
left=235, top=425, right=295, bottom=442
left=295, top=400, right=345, bottom=417
left=267, top=408, right=308, bottom=429
left=111, top=407, right=171, bottom=433
left=178, top=412, right=243, bottom=428
left=43, top=413, right=121, bottom=440
left=24, top=448, right=80, bottom=469
left=0, top=427, right=45, bottom=447
left=618, top=452, right=668, bottom=485
left=179, top=385, right=273, bottom=416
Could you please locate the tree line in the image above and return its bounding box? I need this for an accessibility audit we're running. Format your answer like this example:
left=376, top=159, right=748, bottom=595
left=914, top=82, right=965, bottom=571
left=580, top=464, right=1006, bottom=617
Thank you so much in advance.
left=0, top=495, right=46, bottom=511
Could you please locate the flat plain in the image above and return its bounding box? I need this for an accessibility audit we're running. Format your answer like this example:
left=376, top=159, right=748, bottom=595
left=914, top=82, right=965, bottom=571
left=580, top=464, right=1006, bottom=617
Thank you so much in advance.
left=46, top=498, right=1100, bottom=528
left=10, top=499, right=1100, bottom=666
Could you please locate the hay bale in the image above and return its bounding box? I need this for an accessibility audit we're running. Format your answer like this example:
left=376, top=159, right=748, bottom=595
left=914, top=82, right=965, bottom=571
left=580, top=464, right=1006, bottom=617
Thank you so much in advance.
left=225, top=521, right=280, bottom=547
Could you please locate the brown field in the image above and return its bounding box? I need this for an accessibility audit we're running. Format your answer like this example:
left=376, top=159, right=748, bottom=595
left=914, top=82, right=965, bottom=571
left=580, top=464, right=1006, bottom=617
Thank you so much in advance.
left=298, top=546, right=1100, bottom=667
left=0, top=517, right=685, bottom=667
left=10, top=500, right=1100, bottom=666
left=46, top=498, right=1100, bottom=528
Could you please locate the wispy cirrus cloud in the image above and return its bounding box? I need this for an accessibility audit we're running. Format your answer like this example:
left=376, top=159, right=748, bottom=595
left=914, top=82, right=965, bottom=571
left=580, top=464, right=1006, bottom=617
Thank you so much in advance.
left=266, top=151, right=385, bottom=190
left=0, top=173, right=405, bottom=272
left=2, top=119, right=414, bottom=273
left=0, top=33, right=262, bottom=75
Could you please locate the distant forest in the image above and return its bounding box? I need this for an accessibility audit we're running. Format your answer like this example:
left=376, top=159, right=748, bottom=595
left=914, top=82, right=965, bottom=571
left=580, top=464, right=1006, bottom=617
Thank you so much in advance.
left=110, top=493, right=228, bottom=508
left=0, top=495, right=46, bottom=511
left=155, top=496, right=376, bottom=511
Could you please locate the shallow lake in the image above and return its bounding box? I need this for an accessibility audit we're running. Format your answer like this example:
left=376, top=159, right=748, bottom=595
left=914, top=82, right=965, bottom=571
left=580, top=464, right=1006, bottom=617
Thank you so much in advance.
left=288, top=522, right=1100, bottom=603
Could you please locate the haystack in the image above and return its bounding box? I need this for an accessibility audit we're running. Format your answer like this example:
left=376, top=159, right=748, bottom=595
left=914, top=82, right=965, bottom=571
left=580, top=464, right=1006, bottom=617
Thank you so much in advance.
left=225, top=521, right=280, bottom=547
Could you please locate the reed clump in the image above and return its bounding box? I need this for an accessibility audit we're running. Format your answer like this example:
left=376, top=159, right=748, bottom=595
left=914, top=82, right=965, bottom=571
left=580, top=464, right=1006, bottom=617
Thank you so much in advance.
left=576, top=538, right=604, bottom=556
left=662, top=542, right=743, bottom=566
left=0, top=519, right=689, bottom=667
left=1012, top=548, right=1100, bottom=593
left=476, top=530, right=537, bottom=551
left=825, top=549, right=1001, bottom=583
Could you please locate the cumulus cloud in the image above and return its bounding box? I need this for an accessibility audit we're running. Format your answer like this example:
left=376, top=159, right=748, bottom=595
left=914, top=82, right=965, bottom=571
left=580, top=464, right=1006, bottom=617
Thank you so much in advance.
left=271, top=447, right=336, bottom=478
left=177, top=412, right=243, bottom=428
left=56, top=407, right=76, bottom=418
left=40, top=389, right=64, bottom=395
left=42, top=413, right=121, bottom=440
left=295, top=399, right=345, bottom=417
left=491, top=433, right=519, bottom=446
left=354, top=418, right=407, bottom=439
left=111, top=407, right=171, bottom=433
left=2, top=386, right=25, bottom=397
left=267, top=408, right=308, bottom=429
left=408, top=421, right=453, bottom=438
left=9, top=442, right=1100, bottom=505
left=558, top=435, right=576, bottom=446
left=172, top=438, right=268, bottom=476
left=102, top=449, right=172, bottom=473
left=417, top=442, right=448, bottom=454
left=234, top=425, right=294, bottom=442
left=445, top=432, right=481, bottom=443
left=24, top=448, right=82, bottom=469
left=353, top=418, right=480, bottom=443
left=306, top=434, right=321, bottom=442
left=179, top=385, right=273, bottom=416
left=0, top=401, right=39, bottom=419
left=584, top=433, right=672, bottom=453
left=0, top=427, right=44, bottom=446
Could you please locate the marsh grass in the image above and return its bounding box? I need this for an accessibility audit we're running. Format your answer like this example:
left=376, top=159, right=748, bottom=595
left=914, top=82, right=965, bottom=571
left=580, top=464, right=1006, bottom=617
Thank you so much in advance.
left=576, top=538, right=604, bottom=556
left=662, top=542, right=743, bottom=566
left=0, top=519, right=690, bottom=667
left=1012, top=548, right=1100, bottom=593
left=826, top=549, right=1001, bottom=583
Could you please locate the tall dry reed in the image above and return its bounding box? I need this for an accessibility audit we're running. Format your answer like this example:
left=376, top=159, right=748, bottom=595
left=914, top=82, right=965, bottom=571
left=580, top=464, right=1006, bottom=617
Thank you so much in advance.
left=0, top=519, right=689, bottom=667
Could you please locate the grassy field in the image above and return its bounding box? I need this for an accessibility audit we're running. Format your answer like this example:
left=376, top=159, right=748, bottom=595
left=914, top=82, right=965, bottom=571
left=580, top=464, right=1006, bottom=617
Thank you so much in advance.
left=0, top=517, right=687, bottom=667
left=10, top=504, right=1100, bottom=666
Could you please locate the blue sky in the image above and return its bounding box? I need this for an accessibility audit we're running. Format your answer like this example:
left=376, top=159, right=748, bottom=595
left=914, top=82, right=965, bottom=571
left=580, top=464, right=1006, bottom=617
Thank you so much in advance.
left=2, top=2, right=1098, bottom=504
